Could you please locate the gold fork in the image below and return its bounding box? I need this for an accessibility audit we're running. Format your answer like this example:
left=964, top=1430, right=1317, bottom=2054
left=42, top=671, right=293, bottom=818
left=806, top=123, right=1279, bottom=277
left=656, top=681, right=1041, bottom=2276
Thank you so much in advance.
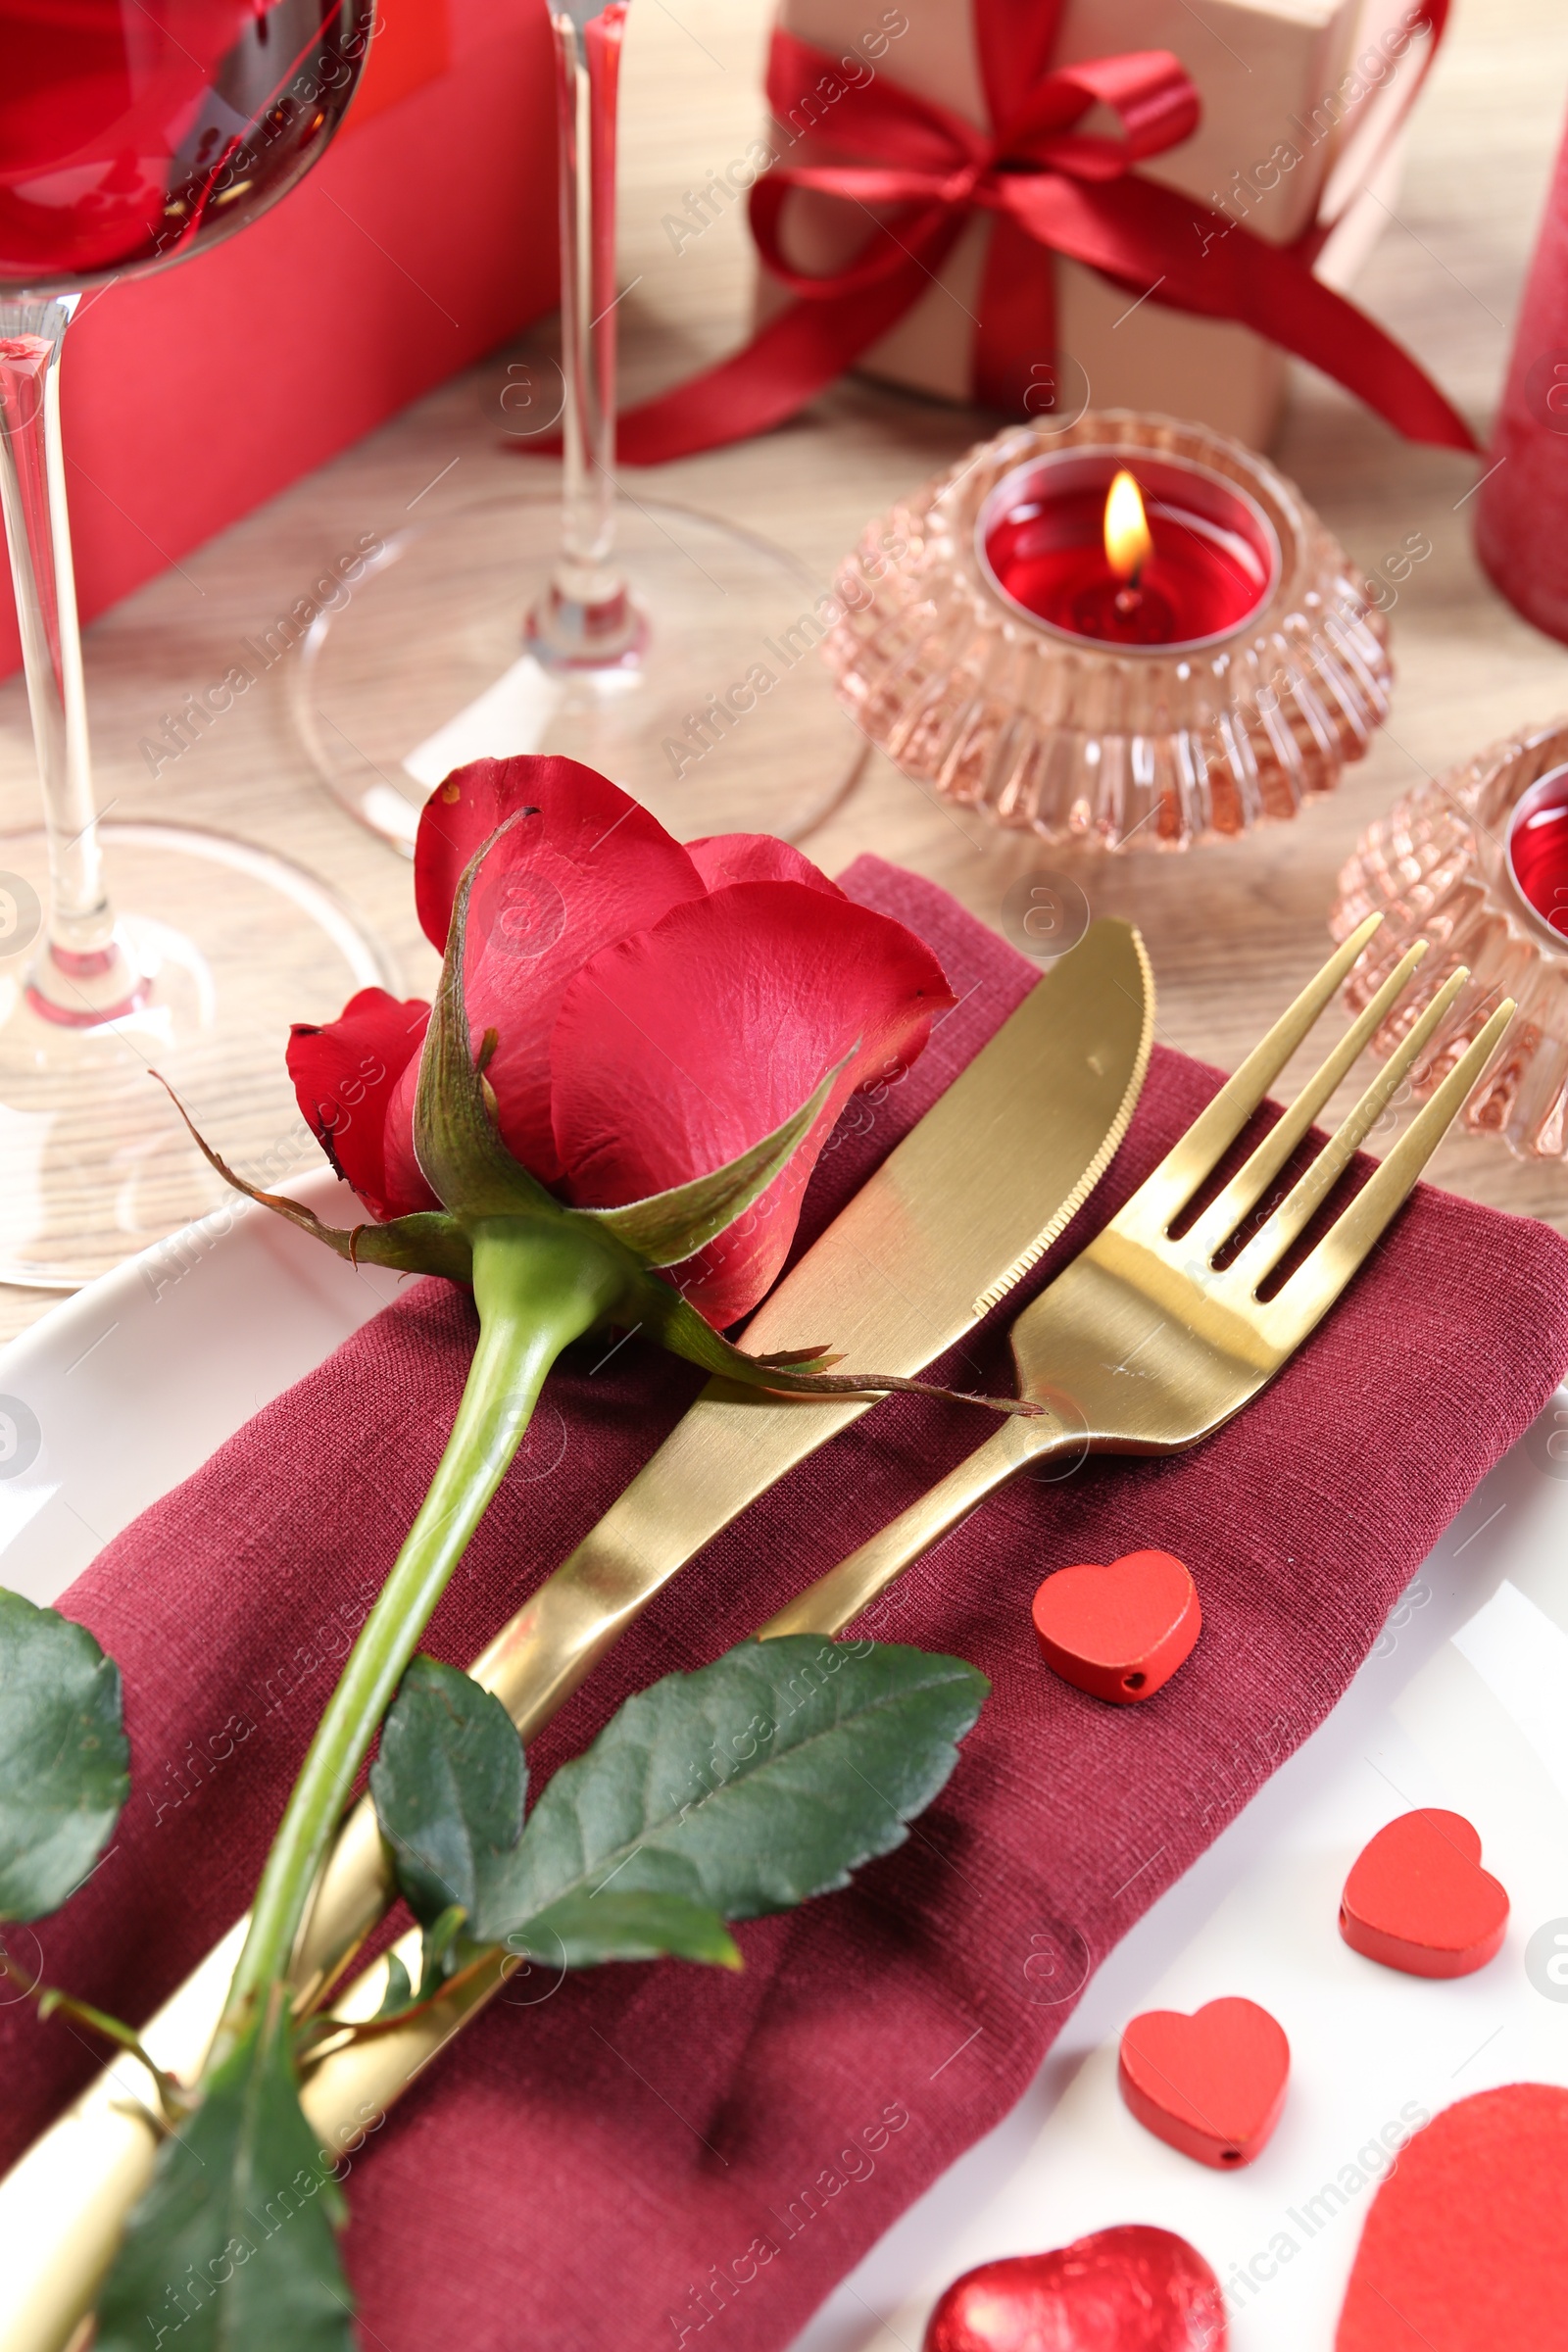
left=761, top=914, right=1515, bottom=1641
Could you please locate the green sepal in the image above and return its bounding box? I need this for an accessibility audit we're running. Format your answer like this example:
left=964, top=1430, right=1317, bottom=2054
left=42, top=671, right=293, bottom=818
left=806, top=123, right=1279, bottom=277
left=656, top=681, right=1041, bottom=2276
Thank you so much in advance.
left=0, top=1591, right=129, bottom=1925
left=153, top=1077, right=473, bottom=1282
left=412, top=808, right=562, bottom=1221
left=632, top=1272, right=1042, bottom=1417
left=94, top=1988, right=354, bottom=2352
left=572, top=1048, right=854, bottom=1267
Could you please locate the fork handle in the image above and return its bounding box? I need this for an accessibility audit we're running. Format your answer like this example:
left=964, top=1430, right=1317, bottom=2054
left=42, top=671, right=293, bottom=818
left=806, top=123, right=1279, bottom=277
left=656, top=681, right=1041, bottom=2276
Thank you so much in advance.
left=758, top=1406, right=1075, bottom=1640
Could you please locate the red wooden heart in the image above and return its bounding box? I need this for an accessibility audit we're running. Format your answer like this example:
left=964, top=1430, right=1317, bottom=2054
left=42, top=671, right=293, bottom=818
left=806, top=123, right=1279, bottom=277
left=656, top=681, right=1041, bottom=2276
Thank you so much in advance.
left=1118, top=1998, right=1289, bottom=2169
left=1031, top=1549, right=1200, bottom=1704
left=1339, top=1809, right=1509, bottom=1978
left=1337, top=2084, right=1568, bottom=2349
left=924, top=2225, right=1227, bottom=2351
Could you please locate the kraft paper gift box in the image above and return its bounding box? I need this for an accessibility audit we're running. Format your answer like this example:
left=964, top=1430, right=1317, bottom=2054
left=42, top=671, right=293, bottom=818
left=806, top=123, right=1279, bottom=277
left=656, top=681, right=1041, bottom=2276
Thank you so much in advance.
left=761, top=0, right=1429, bottom=447
left=0, top=0, right=558, bottom=682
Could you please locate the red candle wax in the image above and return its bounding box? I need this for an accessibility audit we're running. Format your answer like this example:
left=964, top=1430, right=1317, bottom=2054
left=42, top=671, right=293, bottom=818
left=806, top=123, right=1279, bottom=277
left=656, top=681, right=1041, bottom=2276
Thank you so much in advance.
left=1507, top=763, right=1568, bottom=940
left=979, top=449, right=1277, bottom=652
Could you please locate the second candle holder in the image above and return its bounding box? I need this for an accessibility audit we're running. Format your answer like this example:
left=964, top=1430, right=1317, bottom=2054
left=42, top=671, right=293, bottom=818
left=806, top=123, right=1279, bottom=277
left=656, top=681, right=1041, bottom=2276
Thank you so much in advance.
left=824, top=412, right=1392, bottom=852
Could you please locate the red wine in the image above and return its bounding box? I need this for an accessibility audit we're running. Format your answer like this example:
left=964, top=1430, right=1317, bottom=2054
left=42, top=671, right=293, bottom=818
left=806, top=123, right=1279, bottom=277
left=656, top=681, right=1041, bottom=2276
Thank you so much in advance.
left=0, top=0, right=374, bottom=291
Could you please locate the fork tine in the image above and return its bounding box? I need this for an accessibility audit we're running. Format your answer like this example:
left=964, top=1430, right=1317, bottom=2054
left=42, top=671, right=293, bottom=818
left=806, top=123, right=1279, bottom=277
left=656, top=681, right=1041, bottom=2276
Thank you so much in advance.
left=1292, top=998, right=1516, bottom=1293
left=1137, top=914, right=1384, bottom=1230
left=1231, top=964, right=1473, bottom=1288
left=1185, top=937, right=1430, bottom=1259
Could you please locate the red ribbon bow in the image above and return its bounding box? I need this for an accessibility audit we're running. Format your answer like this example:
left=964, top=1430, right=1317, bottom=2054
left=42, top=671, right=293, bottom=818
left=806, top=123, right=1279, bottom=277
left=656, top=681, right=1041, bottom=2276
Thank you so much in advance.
left=749, top=31, right=1202, bottom=419
left=602, top=0, right=1475, bottom=466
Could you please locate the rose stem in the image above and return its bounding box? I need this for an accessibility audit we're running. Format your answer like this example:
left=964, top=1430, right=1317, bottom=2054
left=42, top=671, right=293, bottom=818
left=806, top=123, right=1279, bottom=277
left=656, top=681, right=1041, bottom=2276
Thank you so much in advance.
left=211, top=1218, right=621, bottom=2067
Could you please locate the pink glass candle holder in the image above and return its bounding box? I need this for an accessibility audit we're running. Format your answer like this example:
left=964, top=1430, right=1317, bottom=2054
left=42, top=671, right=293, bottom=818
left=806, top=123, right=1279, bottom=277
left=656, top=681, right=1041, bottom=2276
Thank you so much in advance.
left=823, top=412, right=1392, bottom=851
left=1330, top=717, right=1568, bottom=1159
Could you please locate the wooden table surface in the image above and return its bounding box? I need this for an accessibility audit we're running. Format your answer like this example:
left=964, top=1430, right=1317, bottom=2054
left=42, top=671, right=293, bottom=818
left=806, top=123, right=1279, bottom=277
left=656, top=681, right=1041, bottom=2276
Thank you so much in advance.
left=2, top=0, right=1565, bottom=1346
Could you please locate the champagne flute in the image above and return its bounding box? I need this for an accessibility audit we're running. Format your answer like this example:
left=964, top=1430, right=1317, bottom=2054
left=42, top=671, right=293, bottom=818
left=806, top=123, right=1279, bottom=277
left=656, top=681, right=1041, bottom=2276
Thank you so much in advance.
left=295, top=0, right=868, bottom=854
left=0, top=0, right=395, bottom=1287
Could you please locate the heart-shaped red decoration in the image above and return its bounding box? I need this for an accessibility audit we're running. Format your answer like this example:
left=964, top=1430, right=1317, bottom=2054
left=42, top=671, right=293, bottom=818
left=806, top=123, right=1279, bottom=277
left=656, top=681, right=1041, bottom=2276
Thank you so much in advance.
left=1337, top=2084, right=1568, bottom=2348
left=924, top=2225, right=1227, bottom=2351
left=1031, top=1549, right=1200, bottom=1703
left=1118, top=1997, right=1289, bottom=2169
left=1339, top=1809, right=1509, bottom=1978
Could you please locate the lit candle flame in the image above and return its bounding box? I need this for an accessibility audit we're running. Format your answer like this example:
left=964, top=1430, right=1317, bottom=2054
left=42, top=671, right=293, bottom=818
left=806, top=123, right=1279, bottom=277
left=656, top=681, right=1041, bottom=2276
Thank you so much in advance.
left=1104, top=468, right=1152, bottom=584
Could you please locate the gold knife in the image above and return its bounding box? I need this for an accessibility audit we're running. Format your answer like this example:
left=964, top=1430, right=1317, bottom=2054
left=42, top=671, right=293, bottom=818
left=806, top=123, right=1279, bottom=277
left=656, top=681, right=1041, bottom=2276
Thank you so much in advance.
left=0, top=918, right=1152, bottom=2352
left=298, top=914, right=1153, bottom=1986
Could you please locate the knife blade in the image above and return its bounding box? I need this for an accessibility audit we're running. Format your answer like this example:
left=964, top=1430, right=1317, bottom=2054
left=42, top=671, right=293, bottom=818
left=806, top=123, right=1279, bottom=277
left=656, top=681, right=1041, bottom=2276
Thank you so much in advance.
left=0, top=919, right=1152, bottom=2352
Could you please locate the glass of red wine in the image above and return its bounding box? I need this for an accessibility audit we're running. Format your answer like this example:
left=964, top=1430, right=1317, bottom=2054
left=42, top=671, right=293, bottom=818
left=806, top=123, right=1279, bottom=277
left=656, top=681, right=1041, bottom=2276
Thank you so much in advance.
left=0, top=0, right=393, bottom=1286
left=295, top=0, right=867, bottom=856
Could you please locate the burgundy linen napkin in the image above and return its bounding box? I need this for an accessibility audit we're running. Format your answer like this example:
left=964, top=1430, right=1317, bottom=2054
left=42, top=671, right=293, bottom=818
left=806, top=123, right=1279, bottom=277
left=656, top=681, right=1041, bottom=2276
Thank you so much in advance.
left=6, top=859, right=1568, bottom=2351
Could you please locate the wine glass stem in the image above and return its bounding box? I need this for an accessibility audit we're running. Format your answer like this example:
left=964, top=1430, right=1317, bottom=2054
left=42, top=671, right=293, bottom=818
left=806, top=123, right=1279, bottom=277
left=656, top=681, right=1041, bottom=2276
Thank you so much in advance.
left=0, top=296, right=136, bottom=1021
left=534, top=5, right=641, bottom=666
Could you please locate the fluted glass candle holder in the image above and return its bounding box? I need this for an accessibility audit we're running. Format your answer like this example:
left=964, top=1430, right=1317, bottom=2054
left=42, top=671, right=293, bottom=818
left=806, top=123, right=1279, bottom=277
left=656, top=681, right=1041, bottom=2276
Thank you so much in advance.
left=823, top=412, right=1392, bottom=851
left=1330, top=718, right=1568, bottom=1160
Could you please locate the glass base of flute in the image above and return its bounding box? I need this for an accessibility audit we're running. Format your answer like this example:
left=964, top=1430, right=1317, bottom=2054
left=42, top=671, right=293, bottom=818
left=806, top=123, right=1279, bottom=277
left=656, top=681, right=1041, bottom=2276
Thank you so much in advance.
left=294, top=487, right=869, bottom=855
left=0, top=814, right=396, bottom=1291
left=295, top=0, right=866, bottom=856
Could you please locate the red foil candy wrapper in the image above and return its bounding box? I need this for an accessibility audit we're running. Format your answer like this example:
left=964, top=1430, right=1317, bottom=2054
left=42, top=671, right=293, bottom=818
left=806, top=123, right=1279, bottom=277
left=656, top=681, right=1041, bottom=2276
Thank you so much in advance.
left=924, top=2226, right=1227, bottom=2352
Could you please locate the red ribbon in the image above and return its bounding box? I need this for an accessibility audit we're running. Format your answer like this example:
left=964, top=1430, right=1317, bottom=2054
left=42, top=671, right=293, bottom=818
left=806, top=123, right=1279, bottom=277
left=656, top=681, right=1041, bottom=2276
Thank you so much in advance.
left=560, top=0, right=1477, bottom=464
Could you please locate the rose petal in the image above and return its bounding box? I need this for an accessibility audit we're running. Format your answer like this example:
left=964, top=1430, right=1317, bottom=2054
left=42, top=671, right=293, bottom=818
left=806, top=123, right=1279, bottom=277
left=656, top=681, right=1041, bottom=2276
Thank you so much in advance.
left=381, top=1054, right=434, bottom=1217
left=286, top=990, right=437, bottom=1222
left=685, top=834, right=846, bottom=900
left=415, top=756, right=706, bottom=1184
left=414, top=755, right=700, bottom=951
left=550, top=880, right=953, bottom=1324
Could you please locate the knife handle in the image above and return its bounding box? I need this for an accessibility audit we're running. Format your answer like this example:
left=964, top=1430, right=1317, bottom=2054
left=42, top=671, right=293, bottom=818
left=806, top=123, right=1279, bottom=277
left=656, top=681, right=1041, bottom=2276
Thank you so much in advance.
left=758, top=1407, right=1075, bottom=1640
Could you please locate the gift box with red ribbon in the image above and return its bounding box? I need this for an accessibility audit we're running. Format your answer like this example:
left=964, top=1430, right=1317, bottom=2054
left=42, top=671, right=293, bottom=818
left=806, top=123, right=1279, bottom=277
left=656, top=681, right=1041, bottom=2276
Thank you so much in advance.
left=0, top=0, right=557, bottom=684
left=609, top=0, right=1475, bottom=464
left=769, top=0, right=1440, bottom=444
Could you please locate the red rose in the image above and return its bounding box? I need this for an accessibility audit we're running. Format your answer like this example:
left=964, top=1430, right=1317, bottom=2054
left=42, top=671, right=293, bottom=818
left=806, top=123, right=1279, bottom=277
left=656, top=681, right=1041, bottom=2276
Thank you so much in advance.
left=288, top=758, right=954, bottom=1326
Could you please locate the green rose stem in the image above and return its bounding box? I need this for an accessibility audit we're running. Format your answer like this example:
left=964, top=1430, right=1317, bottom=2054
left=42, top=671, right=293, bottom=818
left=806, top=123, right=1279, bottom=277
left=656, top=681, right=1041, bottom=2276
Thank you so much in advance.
left=210, top=1215, right=620, bottom=2070
left=182, top=809, right=1026, bottom=2081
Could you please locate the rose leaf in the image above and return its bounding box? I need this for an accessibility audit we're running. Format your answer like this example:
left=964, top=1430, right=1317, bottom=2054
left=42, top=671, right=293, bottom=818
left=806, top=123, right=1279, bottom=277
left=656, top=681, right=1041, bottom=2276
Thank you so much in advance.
left=0, top=1591, right=129, bottom=1925
left=94, top=1992, right=353, bottom=2352
left=368, top=1654, right=523, bottom=1936
left=496, top=1636, right=988, bottom=1944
